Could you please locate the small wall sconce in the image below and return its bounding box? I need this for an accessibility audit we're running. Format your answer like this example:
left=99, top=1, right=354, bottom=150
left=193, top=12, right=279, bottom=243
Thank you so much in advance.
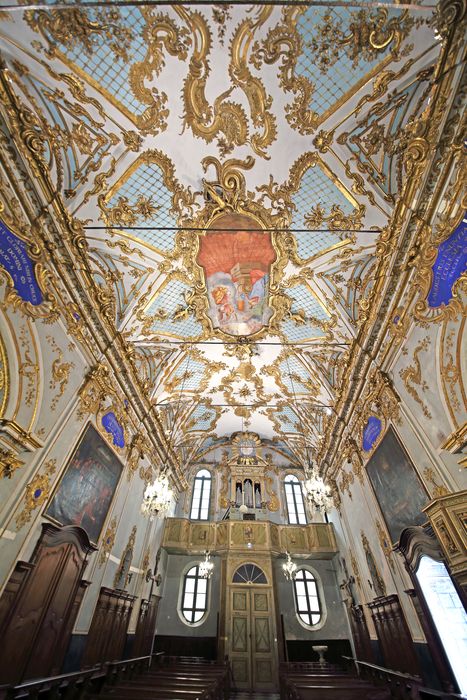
left=145, top=568, right=162, bottom=586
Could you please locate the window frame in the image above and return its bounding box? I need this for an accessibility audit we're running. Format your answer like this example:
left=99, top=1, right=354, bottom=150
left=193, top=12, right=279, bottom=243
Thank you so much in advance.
left=292, top=566, right=326, bottom=630
left=178, top=563, right=209, bottom=626
left=190, top=468, right=212, bottom=521
left=284, top=474, right=307, bottom=525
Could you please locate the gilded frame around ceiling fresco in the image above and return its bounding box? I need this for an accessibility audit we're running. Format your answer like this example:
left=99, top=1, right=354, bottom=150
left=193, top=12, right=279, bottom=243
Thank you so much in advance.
left=172, top=156, right=292, bottom=342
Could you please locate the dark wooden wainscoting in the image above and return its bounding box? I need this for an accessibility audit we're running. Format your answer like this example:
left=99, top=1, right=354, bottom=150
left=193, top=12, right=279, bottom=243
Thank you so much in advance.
left=81, top=587, right=136, bottom=667
left=348, top=603, right=375, bottom=663
left=131, top=594, right=161, bottom=657
left=0, top=524, right=95, bottom=685
left=368, top=594, right=421, bottom=676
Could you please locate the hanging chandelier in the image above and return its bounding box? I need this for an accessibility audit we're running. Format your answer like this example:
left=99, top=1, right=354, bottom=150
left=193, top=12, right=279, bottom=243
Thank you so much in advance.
left=303, top=468, right=333, bottom=513
left=282, top=551, right=297, bottom=581
left=141, top=473, right=173, bottom=519
left=199, top=551, right=214, bottom=579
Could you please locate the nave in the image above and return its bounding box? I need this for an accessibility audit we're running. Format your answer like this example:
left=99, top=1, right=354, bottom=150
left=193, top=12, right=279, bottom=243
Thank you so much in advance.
left=0, top=0, right=466, bottom=697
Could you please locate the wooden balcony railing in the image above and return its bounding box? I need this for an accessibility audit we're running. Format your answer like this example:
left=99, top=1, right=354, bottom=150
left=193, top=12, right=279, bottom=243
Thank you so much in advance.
left=162, top=518, right=337, bottom=557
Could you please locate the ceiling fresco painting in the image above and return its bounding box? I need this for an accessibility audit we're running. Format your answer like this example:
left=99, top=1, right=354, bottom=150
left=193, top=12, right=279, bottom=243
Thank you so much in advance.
left=0, top=0, right=448, bottom=469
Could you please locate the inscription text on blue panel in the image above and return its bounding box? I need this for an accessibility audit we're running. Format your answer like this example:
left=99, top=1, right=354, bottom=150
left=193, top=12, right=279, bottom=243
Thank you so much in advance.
left=362, top=416, right=382, bottom=452
left=0, top=220, right=43, bottom=305
left=102, top=411, right=125, bottom=448
left=428, top=216, right=467, bottom=308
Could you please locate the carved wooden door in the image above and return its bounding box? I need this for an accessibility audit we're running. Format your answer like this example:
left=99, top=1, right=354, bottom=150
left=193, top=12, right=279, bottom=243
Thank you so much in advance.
left=228, top=586, right=277, bottom=691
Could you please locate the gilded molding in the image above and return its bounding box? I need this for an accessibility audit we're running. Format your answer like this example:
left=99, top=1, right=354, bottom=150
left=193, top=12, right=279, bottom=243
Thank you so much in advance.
left=0, top=328, right=8, bottom=419
left=0, top=447, right=24, bottom=479
left=114, top=524, right=137, bottom=589
left=399, top=336, right=433, bottom=419
left=376, top=519, right=395, bottom=571
left=15, top=458, right=57, bottom=527
left=98, top=516, right=117, bottom=566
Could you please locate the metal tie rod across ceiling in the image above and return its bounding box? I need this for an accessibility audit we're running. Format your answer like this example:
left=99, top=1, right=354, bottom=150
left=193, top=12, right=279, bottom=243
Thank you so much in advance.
left=84, top=225, right=381, bottom=233
left=156, top=401, right=334, bottom=408
left=142, top=340, right=351, bottom=346
left=3, top=1, right=435, bottom=11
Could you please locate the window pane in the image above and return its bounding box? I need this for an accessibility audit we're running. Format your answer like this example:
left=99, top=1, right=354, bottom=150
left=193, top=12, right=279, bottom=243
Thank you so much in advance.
left=191, top=472, right=211, bottom=521
left=183, top=592, right=194, bottom=609
left=197, top=578, right=207, bottom=593
left=295, top=581, right=306, bottom=596
left=196, top=593, right=206, bottom=608
left=295, top=569, right=322, bottom=627
left=185, top=577, right=195, bottom=593
left=193, top=611, right=203, bottom=622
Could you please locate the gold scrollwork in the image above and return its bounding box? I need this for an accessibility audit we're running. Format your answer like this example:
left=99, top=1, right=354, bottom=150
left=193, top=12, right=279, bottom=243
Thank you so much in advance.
left=99, top=516, right=117, bottom=566
left=376, top=519, right=395, bottom=571
left=399, top=336, right=433, bottom=419
left=257, top=152, right=365, bottom=266
left=251, top=7, right=420, bottom=135
left=0, top=329, right=9, bottom=419
left=46, top=335, right=75, bottom=412
left=0, top=447, right=24, bottom=479
left=114, top=525, right=137, bottom=589
left=77, top=363, right=128, bottom=451
left=177, top=7, right=249, bottom=157
left=15, top=458, right=57, bottom=527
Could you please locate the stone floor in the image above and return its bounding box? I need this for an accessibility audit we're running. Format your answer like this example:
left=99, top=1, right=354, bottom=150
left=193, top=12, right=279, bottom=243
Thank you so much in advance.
left=230, top=693, right=280, bottom=699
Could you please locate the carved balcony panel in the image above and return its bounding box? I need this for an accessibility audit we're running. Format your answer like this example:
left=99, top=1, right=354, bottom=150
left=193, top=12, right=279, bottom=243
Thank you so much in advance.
left=161, top=518, right=337, bottom=559
left=423, top=490, right=467, bottom=589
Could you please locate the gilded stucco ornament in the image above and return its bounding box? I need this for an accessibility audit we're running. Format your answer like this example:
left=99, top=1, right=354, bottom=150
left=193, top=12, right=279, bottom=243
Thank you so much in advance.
left=114, top=525, right=137, bottom=590
left=376, top=519, right=396, bottom=572
left=361, top=531, right=387, bottom=597
left=0, top=329, right=9, bottom=419
left=15, top=459, right=57, bottom=528
left=399, top=336, right=433, bottom=419
left=259, top=152, right=364, bottom=266
left=177, top=7, right=249, bottom=157
left=77, top=363, right=128, bottom=451
left=98, top=516, right=118, bottom=566
left=25, top=6, right=173, bottom=136
left=0, top=448, right=24, bottom=479
left=251, top=6, right=420, bottom=135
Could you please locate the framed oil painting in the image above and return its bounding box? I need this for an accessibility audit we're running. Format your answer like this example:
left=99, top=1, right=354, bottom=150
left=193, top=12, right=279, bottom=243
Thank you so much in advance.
left=366, top=427, right=429, bottom=543
left=45, top=423, right=123, bottom=543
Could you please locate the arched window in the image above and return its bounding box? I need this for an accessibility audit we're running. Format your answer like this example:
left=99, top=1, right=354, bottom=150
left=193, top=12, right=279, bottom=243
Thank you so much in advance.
left=293, top=568, right=322, bottom=627
left=181, top=565, right=208, bottom=624
left=284, top=474, right=307, bottom=524
left=233, top=564, right=267, bottom=584
left=190, top=469, right=211, bottom=520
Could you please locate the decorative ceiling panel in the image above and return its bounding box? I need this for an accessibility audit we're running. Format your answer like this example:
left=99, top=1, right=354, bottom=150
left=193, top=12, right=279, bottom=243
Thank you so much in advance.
left=0, top=0, right=441, bottom=461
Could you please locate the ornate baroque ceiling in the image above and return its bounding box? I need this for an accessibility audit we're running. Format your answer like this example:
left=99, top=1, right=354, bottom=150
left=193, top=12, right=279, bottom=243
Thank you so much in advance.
left=0, top=1, right=443, bottom=467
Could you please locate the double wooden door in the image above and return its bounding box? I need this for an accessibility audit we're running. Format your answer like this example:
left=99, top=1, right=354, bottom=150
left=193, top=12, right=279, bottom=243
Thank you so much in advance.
left=228, top=585, right=277, bottom=691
